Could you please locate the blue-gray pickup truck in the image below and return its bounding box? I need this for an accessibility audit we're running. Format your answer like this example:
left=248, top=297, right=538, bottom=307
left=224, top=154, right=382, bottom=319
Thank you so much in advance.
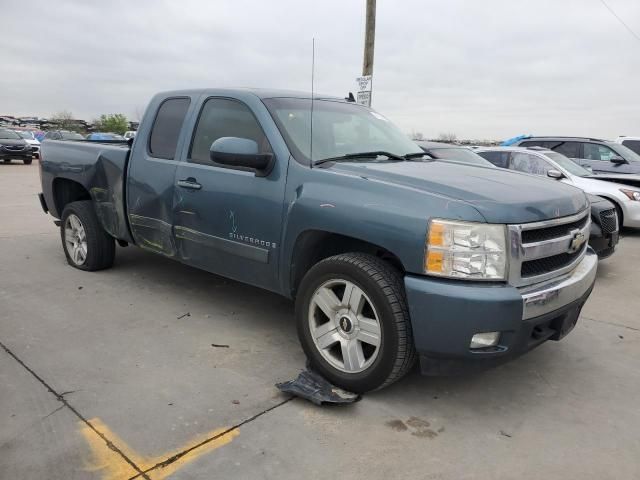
left=39, top=89, right=598, bottom=392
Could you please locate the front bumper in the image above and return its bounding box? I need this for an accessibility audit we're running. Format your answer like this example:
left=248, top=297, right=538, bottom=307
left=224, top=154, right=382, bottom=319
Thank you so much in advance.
left=404, top=250, right=598, bottom=375
left=0, top=151, right=32, bottom=160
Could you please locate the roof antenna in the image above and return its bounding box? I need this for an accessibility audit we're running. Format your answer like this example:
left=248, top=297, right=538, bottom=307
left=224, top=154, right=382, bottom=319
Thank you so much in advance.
left=310, top=38, right=315, bottom=168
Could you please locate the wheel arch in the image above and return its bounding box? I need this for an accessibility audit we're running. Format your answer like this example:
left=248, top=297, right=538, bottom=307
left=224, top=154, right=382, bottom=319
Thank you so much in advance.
left=52, top=177, right=91, bottom=216
left=288, top=229, right=406, bottom=299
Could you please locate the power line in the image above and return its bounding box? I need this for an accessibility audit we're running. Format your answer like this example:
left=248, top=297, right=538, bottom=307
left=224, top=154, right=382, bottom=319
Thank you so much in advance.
left=598, top=0, right=640, bottom=43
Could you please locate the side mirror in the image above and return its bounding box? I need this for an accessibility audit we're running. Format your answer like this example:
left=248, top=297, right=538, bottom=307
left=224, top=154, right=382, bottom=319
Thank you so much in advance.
left=547, top=169, right=564, bottom=179
left=610, top=155, right=627, bottom=164
left=210, top=137, right=273, bottom=175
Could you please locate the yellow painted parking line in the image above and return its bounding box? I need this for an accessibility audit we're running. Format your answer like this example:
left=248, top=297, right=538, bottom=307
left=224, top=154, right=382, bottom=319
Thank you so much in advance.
left=80, top=417, right=239, bottom=480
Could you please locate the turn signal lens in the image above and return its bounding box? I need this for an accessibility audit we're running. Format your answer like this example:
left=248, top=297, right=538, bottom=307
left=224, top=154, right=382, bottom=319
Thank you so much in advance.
left=428, top=222, right=445, bottom=247
left=426, top=251, right=444, bottom=273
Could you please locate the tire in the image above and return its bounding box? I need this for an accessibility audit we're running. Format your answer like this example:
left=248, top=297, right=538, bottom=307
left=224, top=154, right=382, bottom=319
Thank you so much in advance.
left=23, top=157, right=33, bottom=165
left=60, top=201, right=115, bottom=271
left=3, top=159, right=10, bottom=163
left=295, top=253, right=416, bottom=393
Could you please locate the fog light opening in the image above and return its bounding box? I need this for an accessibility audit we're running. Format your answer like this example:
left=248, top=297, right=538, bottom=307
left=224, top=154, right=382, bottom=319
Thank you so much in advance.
left=470, top=332, right=501, bottom=349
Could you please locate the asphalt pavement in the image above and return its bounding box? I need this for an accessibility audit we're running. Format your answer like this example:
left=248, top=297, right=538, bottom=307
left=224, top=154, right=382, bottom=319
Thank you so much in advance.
left=1, top=161, right=639, bottom=479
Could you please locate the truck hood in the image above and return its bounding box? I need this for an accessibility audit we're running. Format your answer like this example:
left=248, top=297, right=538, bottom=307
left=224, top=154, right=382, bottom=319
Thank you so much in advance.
left=331, top=161, right=588, bottom=224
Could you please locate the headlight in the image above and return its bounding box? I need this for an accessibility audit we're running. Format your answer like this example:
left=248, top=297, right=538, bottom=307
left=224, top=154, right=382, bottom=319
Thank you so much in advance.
left=620, top=188, right=640, bottom=201
left=425, top=219, right=507, bottom=280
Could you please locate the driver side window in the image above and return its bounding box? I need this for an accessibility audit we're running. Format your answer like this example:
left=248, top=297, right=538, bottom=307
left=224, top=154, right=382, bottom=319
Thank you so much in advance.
left=583, top=143, right=616, bottom=161
left=510, top=153, right=552, bottom=176
left=189, top=98, right=272, bottom=166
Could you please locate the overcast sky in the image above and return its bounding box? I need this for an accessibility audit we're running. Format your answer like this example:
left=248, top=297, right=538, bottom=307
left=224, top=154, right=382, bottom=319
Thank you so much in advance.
left=2, top=0, right=639, bottom=139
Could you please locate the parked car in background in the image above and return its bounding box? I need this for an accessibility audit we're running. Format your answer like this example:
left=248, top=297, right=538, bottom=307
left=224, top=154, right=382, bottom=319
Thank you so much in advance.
left=123, top=131, right=137, bottom=140
left=586, top=194, right=619, bottom=259
left=14, top=130, right=41, bottom=159
left=416, top=141, right=494, bottom=167
left=39, top=88, right=598, bottom=392
left=476, top=146, right=639, bottom=229
left=513, top=136, right=640, bottom=174
left=86, top=132, right=125, bottom=141
left=0, top=128, right=33, bottom=164
left=614, top=136, right=640, bottom=156
left=44, top=130, right=85, bottom=141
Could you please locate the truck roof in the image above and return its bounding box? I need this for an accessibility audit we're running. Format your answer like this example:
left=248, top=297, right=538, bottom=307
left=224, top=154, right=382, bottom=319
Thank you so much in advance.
left=155, top=88, right=346, bottom=102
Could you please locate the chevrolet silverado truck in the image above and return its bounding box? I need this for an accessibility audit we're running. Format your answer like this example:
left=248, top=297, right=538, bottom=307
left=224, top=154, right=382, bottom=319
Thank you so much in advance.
left=39, top=89, right=597, bottom=392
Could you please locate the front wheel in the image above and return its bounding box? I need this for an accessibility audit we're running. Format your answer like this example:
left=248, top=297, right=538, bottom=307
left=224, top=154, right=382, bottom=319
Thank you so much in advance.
left=296, top=253, right=416, bottom=393
left=23, top=157, right=33, bottom=165
left=60, top=201, right=115, bottom=271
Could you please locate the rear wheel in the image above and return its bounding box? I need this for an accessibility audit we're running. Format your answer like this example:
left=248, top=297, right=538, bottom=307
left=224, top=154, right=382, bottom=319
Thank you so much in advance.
left=296, top=253, right=416, bottom=393
left=60, top=201, right=115, bottom=271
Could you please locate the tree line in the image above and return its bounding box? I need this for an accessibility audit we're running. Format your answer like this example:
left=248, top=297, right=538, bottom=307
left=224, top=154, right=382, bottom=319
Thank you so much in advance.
left=51, top=111, right=130, bottom=135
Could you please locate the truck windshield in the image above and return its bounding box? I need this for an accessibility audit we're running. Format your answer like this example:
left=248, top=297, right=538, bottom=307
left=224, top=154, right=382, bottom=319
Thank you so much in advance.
left=263, top=98, right=422, bottom=163
left=0, top=129, right=21, bottom=139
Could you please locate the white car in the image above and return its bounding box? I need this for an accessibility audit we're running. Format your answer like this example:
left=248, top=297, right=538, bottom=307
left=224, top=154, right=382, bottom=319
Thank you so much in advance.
left=476, top=146, right=640, bottom=228
left=614, top=136, right=640, bottom=156
left=123, top=131, right=136, bottom=140
left=14, top=130, right=40, bottom=158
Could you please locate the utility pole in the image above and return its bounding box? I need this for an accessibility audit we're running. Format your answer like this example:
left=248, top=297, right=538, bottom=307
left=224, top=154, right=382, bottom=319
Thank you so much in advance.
left=362, top=0, right=376, bottom=78
left=356, top=0, right=376, bottom=107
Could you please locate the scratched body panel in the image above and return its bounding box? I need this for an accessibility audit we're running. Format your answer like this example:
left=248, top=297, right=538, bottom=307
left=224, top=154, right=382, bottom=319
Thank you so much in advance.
left=40, top=140, right=134, bottom=243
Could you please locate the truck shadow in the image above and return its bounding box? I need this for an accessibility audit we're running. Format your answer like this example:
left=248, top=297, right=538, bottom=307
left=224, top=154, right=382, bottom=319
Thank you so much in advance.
left=109, top=245, right=579, bottom=407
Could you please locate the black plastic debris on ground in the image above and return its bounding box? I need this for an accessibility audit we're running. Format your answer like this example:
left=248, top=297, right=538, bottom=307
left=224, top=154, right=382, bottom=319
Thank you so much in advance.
left=276, top=369, right=361, bottom=406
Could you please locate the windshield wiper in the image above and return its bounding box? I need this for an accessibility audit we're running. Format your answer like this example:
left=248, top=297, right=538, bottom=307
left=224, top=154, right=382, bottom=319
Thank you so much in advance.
left=313, top=151, right=405, bottom=166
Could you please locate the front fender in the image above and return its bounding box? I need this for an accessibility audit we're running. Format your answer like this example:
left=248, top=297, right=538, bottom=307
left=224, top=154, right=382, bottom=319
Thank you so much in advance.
left=279, top=164, right=486, bottom=294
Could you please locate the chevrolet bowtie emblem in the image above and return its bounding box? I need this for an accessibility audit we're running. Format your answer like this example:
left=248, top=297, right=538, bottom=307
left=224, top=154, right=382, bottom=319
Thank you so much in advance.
left=568, top=231, right=586, bottom=254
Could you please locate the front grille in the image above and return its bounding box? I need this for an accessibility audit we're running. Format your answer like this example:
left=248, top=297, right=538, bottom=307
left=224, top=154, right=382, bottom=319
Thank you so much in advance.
left=4, top=145, right=26, bottom=151
left=521, top=215, right=588, bottom=243
left=521, top=246, right=585, bottom=277
left=599, top=209, right=617, bottom=234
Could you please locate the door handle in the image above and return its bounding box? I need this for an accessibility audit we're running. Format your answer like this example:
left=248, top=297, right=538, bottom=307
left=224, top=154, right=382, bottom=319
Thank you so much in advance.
left=177, top=178, right=202, bottom=190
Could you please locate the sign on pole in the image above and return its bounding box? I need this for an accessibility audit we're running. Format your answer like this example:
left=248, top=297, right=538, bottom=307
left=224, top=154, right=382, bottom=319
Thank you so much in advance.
left=356, top=75, right=372, bottom=107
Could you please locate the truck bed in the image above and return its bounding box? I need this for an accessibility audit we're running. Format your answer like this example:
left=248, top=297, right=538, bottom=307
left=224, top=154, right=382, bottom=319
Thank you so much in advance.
left=40, top=140, right=133, bottom=243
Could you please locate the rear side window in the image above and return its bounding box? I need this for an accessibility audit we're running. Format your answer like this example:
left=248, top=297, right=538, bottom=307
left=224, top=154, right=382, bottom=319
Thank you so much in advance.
left=478, top=151, right=510, bottom=168
left=519, top=140, right=542, bottom=148
left=550, top=141, right=580, bottom=158
left=149, top=97, right=191, bottom=159
left=189, top=98, right=271, bottom=165
left=622, top=140, right=640, bottom=155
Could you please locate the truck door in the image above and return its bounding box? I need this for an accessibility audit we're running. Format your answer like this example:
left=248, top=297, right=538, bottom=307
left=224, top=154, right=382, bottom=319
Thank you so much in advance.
left=172, top=96, right=288, bottom=291
left=126, top=96, right=193, bottom=256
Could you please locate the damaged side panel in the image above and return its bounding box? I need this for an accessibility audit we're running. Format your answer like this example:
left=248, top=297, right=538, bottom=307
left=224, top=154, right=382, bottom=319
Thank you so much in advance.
left=40, top=140, right=134, bottom=244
